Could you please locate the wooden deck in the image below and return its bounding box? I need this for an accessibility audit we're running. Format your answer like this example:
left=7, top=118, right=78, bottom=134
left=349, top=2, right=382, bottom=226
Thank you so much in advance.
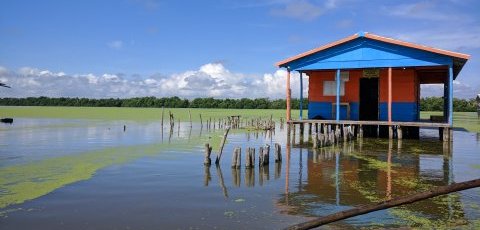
left=287, top=119, right=453, bottom=141
left=288, top=119, right=451, bottom=128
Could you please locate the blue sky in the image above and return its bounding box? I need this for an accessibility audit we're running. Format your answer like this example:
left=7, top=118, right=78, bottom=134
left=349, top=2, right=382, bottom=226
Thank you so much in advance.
left=0, top=0, right=479, bottom=98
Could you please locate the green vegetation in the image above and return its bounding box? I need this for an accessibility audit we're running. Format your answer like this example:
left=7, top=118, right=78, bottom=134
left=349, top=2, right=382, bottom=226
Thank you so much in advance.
left=1, top=96, right=478, bottom=112
left=0, top=96, right=308, bottom=109
left=420, top=97, right=478, bottom=112
left=0, top=132, right=218, bottom=210
left=2, top=107, right=479, bottom=132
left=420, top=111, right=480, bottom=132
left=0, top=106, right=300, bottom=121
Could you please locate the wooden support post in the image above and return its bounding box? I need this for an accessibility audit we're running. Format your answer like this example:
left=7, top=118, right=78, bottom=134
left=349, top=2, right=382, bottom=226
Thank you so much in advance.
left=359, top=125, right=363, bottom=138
left=388, top=67, right=392, bottom=123
left=397, top=126, right=402, bottom=140
left=299, top=123, right=304, bottom=144
left=442, top=127, right=448, bottom=142
left=292, top=124, right=296, bottom=144
left=274, top=143, right=282, bottom=162
left=449, top=128, right=453, bottom=142
left=388, top=125, right=393, bottom=139
left=204, top=143, right=212, bottom=166
left=199, top=114, right=203, bottom=128
left=287, top=123, right=291, bottom=144
left=308, top=123, right=312, bottom=137
left=286, top=68, right=291, bottom=121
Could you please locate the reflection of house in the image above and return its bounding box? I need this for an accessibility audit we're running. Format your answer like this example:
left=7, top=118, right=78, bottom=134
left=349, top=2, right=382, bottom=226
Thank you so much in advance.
left=278, top=141, right=464, bottom=226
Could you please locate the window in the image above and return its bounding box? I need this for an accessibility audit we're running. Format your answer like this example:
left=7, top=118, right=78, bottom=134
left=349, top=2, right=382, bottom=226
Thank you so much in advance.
left=323, top=71, right=349, bottom=96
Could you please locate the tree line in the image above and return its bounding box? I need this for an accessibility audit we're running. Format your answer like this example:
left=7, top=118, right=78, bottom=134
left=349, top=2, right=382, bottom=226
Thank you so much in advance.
left=420, top=97, right=478, bottom=112
left=0, top=96, right=308, bottom=109
left=0, top=96, right=477, bottom=111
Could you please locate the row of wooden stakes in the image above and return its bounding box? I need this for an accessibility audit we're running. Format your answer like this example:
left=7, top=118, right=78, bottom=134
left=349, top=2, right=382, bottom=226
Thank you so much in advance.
left=311, top=125, right=356, bottom=148
left=204, top=143, right=282, bottom=168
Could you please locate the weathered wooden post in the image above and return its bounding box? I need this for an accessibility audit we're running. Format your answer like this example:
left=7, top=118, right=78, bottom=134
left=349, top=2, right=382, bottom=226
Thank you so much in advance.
left=388, top=125, right=394, bottom=139
left=359, top=125, right=363, bottom=138
left=335, top=125, right=340, bottom=144
left=263, top=144, right=270, bottom=165
left=231, top=147, right=241, bottom=168
left=397, top=126, right=403, bottom=140
left=258, top=147, right=264, bottom=166
left=274, top=143, right=282, bottom=162
left=313, top=132, right=318, bottom=148
left=199, top=114, right=203, bottom=128
left=204, top=143, right=212, bottom=166
left=245, top=147, right=252, bottom=168
left=292, top=124, right=296, bottom=145
left=123, top=125, right=126, bottom=132
left=215, top=127, right=231, bottom=165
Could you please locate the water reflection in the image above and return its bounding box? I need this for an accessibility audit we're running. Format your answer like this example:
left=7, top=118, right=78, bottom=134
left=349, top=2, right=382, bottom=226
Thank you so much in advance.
left=277, top=138, right=465, bottom=226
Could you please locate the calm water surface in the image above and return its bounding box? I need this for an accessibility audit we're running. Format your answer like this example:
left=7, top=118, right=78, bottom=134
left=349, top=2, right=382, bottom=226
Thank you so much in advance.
left=1, top=118, right=480, bottom=229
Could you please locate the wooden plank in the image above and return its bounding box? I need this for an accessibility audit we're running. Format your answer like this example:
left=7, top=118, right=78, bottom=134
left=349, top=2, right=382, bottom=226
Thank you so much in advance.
left=286, top=178, right=480, bottom=230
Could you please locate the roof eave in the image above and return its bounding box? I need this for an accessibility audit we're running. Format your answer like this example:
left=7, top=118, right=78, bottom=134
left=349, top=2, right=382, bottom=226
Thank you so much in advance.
left=275, top=33, right=360, bottom=68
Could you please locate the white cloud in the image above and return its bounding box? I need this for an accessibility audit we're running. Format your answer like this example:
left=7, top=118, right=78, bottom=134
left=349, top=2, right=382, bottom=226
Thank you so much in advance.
left=270, top=0, right=338, bottom=21
left=392, top=27, right=480, bottom=51
left=421, top=80, right=479, bottom=99
left=107, top=40, right=123, bottom=49
left=0, top=64, right=308, bottom=99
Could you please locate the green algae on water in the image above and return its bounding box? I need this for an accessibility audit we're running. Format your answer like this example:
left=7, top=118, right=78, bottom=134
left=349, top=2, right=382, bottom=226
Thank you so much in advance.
left=0, top=135, right=214, bottom=209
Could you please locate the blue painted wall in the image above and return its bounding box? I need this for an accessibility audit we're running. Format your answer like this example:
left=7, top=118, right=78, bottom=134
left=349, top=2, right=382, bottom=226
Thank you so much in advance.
left=308, top=101, right=417, bottom=121
left=308, top=102, right=359, bottom=120
left=379, top=102, right=418, bottom=121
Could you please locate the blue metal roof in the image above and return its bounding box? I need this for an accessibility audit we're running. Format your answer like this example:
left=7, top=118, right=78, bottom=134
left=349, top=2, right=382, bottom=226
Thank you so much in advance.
left=278, top=33, right=469, bottom=78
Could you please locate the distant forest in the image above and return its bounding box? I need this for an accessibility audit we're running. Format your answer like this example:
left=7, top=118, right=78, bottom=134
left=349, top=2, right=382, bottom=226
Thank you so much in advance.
left=0, top=96, right=477, bottom=112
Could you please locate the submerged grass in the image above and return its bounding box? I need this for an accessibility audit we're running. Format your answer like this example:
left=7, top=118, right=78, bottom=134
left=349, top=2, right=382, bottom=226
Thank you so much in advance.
left=0, top=106, right=300, bottom=122
left=421, top=111, right=480, bottom=132
left=0, top=132, right=218, bottom=210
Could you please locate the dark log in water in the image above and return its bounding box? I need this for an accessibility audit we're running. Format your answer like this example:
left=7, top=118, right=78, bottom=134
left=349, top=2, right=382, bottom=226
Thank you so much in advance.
left=0, top=118, right=13, bottom=124
left=286, top=178, right=480, bottom=230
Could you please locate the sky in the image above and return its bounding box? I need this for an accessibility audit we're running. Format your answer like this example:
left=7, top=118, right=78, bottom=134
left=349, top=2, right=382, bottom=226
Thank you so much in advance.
left=0, top=0, right=479, bottom=99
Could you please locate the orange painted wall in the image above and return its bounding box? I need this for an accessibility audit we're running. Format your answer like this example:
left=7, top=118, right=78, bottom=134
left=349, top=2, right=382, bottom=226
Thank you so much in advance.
left=308, top=69, right=418, bottom=103
left=308, top=70, right=361, bottom=103
left=379, top=69, right=418, bottom=103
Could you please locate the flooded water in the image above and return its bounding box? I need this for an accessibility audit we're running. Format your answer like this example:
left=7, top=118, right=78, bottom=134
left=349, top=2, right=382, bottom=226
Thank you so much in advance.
left=1, top=118, right=480, bottom=229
